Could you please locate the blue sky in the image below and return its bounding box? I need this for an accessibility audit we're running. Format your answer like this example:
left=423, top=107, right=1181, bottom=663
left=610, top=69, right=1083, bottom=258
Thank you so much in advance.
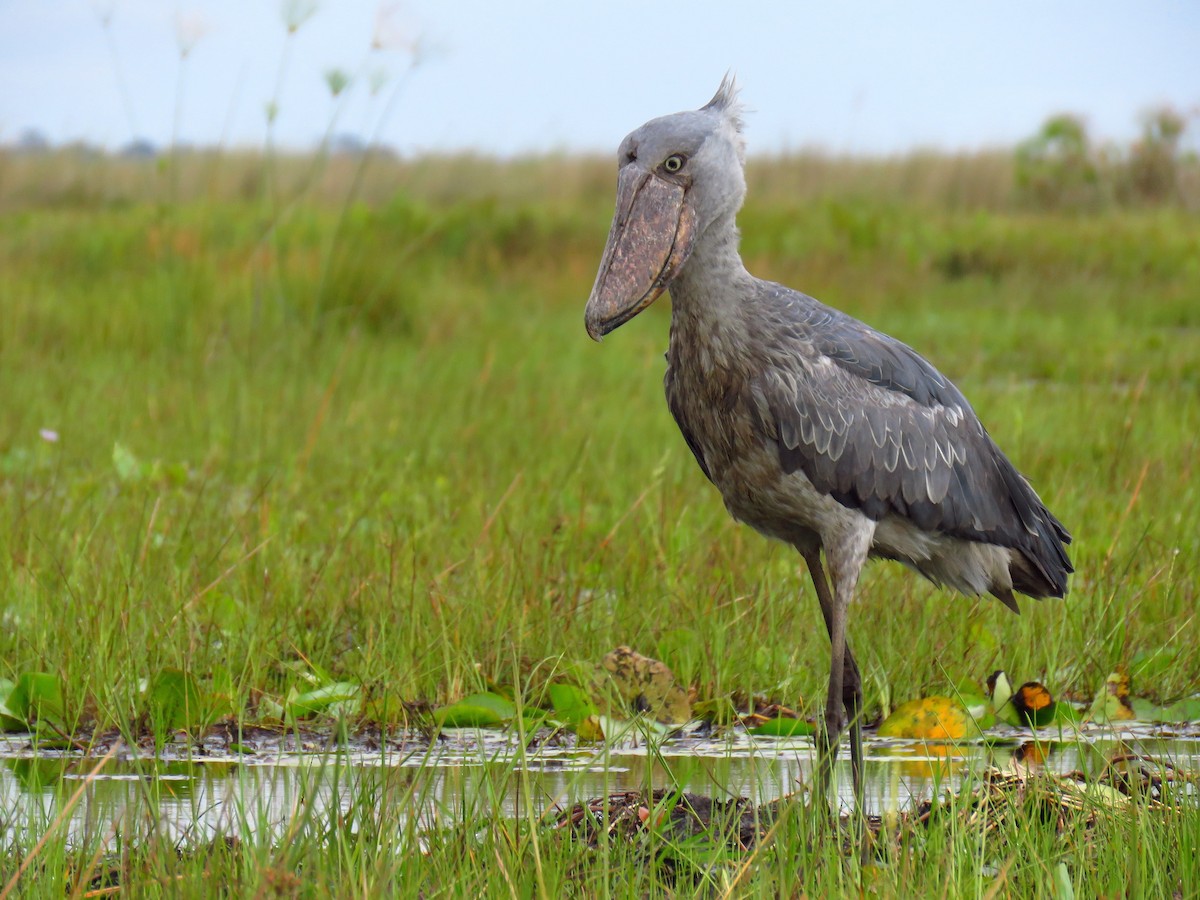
left=2, top=1, right=1197, bottom=156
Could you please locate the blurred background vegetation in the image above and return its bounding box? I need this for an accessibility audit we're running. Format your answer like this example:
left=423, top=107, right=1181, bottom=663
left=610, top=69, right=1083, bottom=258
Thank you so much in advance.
left=0, top=102, right=1198, bottom=723
left=3, top=104, right=1197, bottom=213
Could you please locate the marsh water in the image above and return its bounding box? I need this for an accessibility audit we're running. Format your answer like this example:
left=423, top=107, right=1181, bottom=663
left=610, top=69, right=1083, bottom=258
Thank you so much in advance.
left=1, top=724, right=1197, bottom=847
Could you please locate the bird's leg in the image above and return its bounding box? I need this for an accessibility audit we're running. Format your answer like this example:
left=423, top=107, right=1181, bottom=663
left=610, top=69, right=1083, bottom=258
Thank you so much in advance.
left=844, top=652, right=863, bottom=809
left=822, top=584, right=847, bottom=813
left=802, top=525, right=872, bottom=823
left=802, top=550, right=864, bottom=813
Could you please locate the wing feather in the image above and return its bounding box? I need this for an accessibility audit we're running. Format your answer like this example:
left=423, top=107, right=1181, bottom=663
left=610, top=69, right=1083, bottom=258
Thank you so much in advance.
left=751, top=286, right=1072, bottom=597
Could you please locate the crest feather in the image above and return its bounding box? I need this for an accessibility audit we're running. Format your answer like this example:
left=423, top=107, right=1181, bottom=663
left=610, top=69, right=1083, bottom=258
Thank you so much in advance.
left=702, top=73, right=745, bottom=133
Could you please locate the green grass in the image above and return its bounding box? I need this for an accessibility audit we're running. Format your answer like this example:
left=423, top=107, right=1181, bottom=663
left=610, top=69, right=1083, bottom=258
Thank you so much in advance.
left=2, top=752, right=1195, bottom=897
left=0, top=150, right=1198, bottom=895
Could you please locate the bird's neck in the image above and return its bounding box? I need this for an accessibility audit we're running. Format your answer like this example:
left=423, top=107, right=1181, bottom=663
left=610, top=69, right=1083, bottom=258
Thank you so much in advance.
left=665, top=214, right=756, bottom=375
left=669, top=212, right=752, bottom=323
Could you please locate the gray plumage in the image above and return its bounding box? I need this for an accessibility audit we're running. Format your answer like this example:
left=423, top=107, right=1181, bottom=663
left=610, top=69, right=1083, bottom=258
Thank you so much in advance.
left=585, top=76, right=1072, bottom=811
left=666, top=280, right=1072, bottom=608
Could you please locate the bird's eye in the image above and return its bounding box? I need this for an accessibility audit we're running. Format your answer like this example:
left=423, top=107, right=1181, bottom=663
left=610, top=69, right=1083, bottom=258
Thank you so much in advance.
left=663, top=154, right=685, bottom=173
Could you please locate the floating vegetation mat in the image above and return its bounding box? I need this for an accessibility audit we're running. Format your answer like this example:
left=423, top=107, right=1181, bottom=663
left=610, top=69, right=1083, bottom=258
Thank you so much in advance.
left=554, top=755, right=1198, bottom=855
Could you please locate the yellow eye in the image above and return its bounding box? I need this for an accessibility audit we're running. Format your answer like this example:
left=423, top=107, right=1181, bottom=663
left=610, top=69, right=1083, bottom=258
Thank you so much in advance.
left=663, top=154, right=685, bottom=173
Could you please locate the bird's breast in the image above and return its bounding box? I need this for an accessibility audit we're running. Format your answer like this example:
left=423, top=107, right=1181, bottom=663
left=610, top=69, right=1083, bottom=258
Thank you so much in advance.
left=664, top=322, right=866, bottom=548
left=665, top=335, right=750, bottom=471
left=666, top=336, right=804, bottom=529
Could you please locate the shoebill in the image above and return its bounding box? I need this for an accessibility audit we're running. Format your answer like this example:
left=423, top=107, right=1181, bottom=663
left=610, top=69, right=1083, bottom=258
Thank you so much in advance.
left=583, top=77, right=1072, bottom=811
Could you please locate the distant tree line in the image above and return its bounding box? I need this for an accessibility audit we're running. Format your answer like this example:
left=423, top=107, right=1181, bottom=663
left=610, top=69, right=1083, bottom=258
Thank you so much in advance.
left=1016, top=106, right=1197, bottom=209
left=7, top=106, right=1198, bottom=211
left=6, top=129, right=387, bottom=161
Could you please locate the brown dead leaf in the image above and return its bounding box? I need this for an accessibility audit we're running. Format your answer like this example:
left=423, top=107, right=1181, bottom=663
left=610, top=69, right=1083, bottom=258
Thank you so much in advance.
left=598, top=646, right=691, bottom=724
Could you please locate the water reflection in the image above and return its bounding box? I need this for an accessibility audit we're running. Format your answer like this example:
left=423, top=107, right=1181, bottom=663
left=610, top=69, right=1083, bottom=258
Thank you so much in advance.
left=0, top=726, right=1195, bottom=847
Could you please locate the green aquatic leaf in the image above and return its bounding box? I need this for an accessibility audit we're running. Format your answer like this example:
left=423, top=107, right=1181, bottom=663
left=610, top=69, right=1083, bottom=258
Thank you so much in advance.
left=749, top=716, right=816, bottom=737
left=459, top=691, right=516, bottom=719
left=434, top=691, right=516, bottom=728
left=146, top=668, right=209, bottom=733
left=433, top=702, right=505, bottom=728
left=963, top=700, right=996, bottom=730
left=361, top=694, right=416, bottom=725
left=287, top=682, right=362, bottom=719
left=9, top=672, right=67, bottom=729
left=32, top=738, right=74, bottom=750
left=1087, top=671, right=1137, bottom=723
left=257, top=696, right=287, bottom=720
left=1160, top=697, right=1200, bottom=723
left=1121, top=696, right=1200, bottom=724
left=1082, top=781, right=1129, bottom=809
left=548, top=683, right=596, bottom=727
left=1127, top=698, right=1164, bottom=722
left=585, top=714, right=654, bottom=743
left=1050, top=702, right=1082, bottom=725
left=0, top=678, right=23, bottom=732
left=1051, top=860, right=1075, bottom=900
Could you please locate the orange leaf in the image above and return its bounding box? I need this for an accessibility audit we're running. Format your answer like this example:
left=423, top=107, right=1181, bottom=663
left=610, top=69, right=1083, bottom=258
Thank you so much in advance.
left=877, top=696, right=981, bottom=740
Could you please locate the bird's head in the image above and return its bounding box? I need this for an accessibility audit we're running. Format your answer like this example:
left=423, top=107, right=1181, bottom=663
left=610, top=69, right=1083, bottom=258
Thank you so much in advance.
left=585, top=75, right=747, bottom=341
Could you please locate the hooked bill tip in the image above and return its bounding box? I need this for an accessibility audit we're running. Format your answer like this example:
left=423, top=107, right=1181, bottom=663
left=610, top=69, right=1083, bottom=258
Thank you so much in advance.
left=584, top=311, right=610, bottom=342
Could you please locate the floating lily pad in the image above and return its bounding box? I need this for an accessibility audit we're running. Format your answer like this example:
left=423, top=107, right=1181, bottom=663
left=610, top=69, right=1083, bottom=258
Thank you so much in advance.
left=748, top=716, right=816, bottom=737
left=361, top=694, right=417, bottom=725
left=1088, top=669, right=1200, bottom=724
left=1159, top=697, right=1200, bottom=723
left=287, top=681, right=362, bottom=719
left=1088, top=670, right=1137, bottom=723
left=878, top=696, right=980, bottom=740
left=5, top=758, right=72, bottom=791
left=549, top=683, right=597, bottom=727
left=434, top=691, right=516, bottom=728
